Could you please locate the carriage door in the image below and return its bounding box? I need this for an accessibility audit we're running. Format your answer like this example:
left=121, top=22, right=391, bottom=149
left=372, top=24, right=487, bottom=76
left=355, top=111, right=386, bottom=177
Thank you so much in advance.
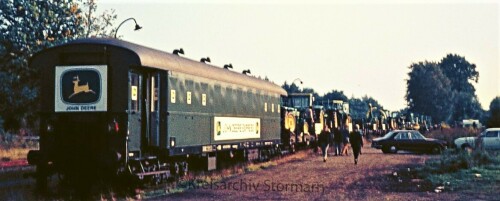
left=129, top=70, right=161, bottom=158
left=128, top=70, right=144, bottom=156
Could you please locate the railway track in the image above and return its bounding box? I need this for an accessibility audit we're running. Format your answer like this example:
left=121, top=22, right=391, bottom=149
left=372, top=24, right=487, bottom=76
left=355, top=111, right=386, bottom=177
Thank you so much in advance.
left=0, top=148, right=309, bottom=199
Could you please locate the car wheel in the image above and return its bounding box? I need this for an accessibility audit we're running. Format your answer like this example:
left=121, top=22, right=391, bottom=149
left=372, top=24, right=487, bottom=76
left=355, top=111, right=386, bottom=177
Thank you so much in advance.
left=461, top=144, right=473, bottom=153
left=431, top=146, right=442, bottom=154
left=389, top=145, right=398, bottom=153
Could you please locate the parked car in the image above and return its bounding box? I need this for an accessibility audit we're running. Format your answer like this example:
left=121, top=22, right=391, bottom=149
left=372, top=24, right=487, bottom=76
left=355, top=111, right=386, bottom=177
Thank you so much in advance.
left=371, top=130, right=447, bottom=154
left=454, top=128, right=500, bottom=151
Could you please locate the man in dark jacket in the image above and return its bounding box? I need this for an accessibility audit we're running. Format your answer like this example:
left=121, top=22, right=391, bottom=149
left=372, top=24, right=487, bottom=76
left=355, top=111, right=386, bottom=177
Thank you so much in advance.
left=349, top=124, right=364, bottom=165
left=318, top=125, right=331, bottom=162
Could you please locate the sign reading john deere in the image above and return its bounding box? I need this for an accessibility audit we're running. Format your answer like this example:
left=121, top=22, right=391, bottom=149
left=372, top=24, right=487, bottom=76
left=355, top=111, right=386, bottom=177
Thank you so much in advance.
left=214, top=117, right=261, bottom=141
left=55, top=65, right=107, bottom=112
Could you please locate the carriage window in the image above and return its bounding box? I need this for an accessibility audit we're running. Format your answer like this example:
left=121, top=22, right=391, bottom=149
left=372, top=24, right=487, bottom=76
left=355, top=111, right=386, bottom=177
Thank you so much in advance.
left=185, top=80, right=194, bottom=90
left=226, top=87, right=233, bottom=98
left=214, top=85, right=221, bottom=107
left=201, top=83, right=208, bottom=91
left=237, top=88, right=243, bottom=100
left=130, top=72, right=141, bottom=112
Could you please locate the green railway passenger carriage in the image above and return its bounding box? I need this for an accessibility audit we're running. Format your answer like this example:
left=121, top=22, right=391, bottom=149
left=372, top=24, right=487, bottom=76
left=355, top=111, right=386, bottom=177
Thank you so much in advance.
left=27, top=38, right=287, bottom=187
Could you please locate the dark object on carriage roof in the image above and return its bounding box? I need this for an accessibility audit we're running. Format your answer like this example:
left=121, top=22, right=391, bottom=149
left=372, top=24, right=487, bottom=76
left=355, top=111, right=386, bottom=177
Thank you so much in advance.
left=200, top=57, right=211, bottom=63
left=173, top=48, right=184, bottom=55
left=34, top=38, right=285, bottom=95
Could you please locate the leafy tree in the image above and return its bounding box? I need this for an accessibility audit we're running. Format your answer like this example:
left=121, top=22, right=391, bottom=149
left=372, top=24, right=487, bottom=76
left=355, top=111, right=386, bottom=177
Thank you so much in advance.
left=0, top=0, right=83, bottom=131
left=439, top=54, right=483, bottom=121
left=345, top=96, right=385, bottom=121
left=281, top=82, right=319, bottom=100
left=348, top=97, right=367, bottom=120
left=361, top=96, right=384, bottom=111
left=0, top=0, right=117, bottom=132
left=440, top=54, right=479, bottom=93
left=452, top=92, right=484, bottom=121
left=282, top=82, right=302, bottom=94
left=81, top=0, right=118, bottom=37
left=406, top=55, right=484, bottom=123
left=486, top=96, right=500, bottom=128
left=406, top=61, right=454, bottom=123
left=321, top=90, right=348, bottom=102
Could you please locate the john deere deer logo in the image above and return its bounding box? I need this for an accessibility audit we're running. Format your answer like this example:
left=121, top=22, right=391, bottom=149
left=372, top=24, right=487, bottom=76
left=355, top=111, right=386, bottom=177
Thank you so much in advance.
left=68, top=76, right=95, bottom=99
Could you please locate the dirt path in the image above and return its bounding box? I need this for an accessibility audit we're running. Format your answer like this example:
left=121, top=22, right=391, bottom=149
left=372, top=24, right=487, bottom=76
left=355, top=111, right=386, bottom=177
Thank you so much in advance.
left=162, top=146, right=463, bottom=201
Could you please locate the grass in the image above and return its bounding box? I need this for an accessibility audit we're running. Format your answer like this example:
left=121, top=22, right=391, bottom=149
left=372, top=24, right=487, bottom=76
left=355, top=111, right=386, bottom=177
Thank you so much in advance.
left=143, top=151, right=308, bottom=199
left=413, top=148, right=500, bottom=193
left=0, top=132, right=38, bottom=162
left=0, top=147, right=30, bottom=162
left=144, top=159, right=281, bottom=199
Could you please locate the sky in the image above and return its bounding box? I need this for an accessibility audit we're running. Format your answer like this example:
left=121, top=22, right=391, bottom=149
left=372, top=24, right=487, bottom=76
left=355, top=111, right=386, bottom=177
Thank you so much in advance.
left=97, top=0, right=499, bottom=111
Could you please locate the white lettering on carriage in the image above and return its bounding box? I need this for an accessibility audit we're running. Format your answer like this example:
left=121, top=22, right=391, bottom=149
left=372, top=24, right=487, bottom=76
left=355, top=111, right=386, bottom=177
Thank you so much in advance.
left=66, top=106, right=80, bottom=111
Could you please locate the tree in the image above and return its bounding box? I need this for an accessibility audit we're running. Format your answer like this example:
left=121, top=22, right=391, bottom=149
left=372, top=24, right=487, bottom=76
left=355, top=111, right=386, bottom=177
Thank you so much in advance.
left=405, top=54, right=484, bottom=123
left=406, top=61, right=454, bottom=123
left=486, top=97, right=500, bottom=128
left=440, top=54, right=479, bottom=93
left=81, top=0, right=118, bottom=37
left=321, top=90, right=348, bottom=102
left=348, top=98, right=367, bottom=120
left=301, top=88, right=320, bottom=104
left=439, top=54, right=483, bottom=121
left=361, top=96, right=384, bottom=111
left=345, top=96, right=384, bottom=121
left=0, top=0, right=118, bottom=131
left=0, top=0, right=83, bottom=131
left=282, top=82, right=301, bottom=94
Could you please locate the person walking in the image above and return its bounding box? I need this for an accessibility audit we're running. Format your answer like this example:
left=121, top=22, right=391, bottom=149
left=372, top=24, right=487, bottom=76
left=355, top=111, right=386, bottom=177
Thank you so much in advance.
left=341, top=125, right=350, bottom=156
left=349, top=124, right=364, bottom=165
left=333, top=127, right=343, bottom=156
left=318, top=124, right=331, bottom=162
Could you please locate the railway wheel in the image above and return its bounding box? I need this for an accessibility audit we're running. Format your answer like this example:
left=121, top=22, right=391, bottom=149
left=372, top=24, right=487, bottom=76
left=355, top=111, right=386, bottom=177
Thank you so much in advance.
left=35, top=165, right=48, bottom=192
left=259, top=149, right=270, bottom=162
left=462, top=144, right=473, bottom=153
left=180, top=162, right=188, bottom=176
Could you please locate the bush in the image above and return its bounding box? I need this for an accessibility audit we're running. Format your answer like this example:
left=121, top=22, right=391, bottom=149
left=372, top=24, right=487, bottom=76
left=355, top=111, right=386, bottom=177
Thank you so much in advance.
left=420, top=149, right=499, bottom=175
left=413, top=149, right=500, bottom=193
left=424, top=128, right=480, bottom=148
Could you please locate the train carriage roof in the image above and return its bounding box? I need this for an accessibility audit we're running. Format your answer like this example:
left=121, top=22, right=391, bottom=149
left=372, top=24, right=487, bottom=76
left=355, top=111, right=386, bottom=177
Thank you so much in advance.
left=35, top=38, right=287, bottom=96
